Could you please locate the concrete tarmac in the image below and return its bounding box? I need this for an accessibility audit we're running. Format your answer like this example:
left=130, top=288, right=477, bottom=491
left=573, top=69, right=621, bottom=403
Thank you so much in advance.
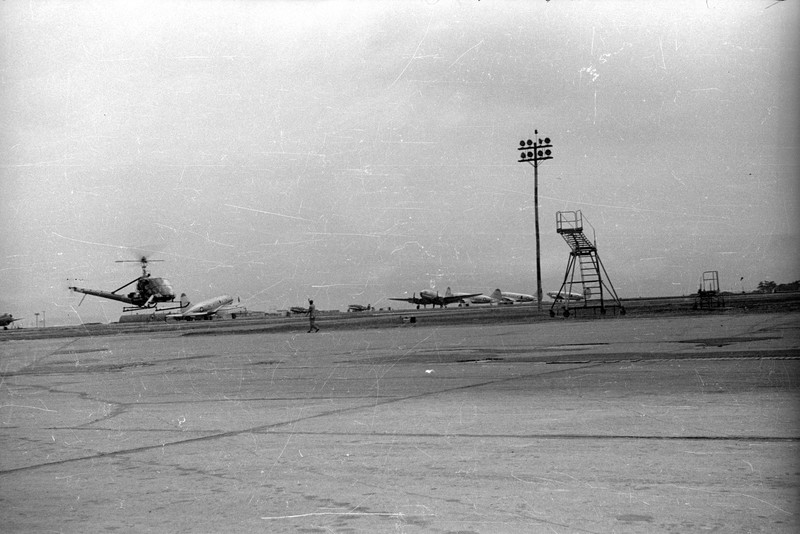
left=1, top=312, right=798, bottom=533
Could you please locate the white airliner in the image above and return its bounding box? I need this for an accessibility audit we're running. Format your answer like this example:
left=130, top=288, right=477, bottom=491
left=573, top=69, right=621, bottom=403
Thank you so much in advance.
left=470, top=288, right=535, bottom=305
left=167, top=293, right=235, bottom=320
left=547, top=290, right=585, bottom=301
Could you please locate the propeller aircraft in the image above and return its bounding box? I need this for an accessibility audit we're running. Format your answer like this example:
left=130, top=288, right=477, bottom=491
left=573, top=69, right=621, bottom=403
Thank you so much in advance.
left=389, top=287, right=481, bottom=309
left=1, top=313, right=23, bottom=330
left=166, top=293, right=236, bottom=321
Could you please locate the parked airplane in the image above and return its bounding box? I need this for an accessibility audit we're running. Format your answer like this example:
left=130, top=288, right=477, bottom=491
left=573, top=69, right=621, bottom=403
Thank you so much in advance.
left=166, top=293, right=235, bottom=321
left=496, top=288, right=535, bottom=303
left=469, top=294, right=496, bottom=305
left=1, top=313, right=23, bottom=329
left=547, top=290, right=585, bottom=301
left=471, top=288, right=534, bottom=305
left=290, top=306, right=308, bottom=314
left=389, top=287, right=481, bottom=309
left=348, top=304, right=371, bottom=312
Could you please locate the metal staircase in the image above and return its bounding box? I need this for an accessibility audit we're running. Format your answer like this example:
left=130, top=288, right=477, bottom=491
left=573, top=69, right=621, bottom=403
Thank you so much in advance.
left=550, top=211, right=625, bottom=317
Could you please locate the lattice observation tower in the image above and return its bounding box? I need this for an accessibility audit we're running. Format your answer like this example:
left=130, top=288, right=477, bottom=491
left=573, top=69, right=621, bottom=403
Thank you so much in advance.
left=550, top=211, right=625, bottom=317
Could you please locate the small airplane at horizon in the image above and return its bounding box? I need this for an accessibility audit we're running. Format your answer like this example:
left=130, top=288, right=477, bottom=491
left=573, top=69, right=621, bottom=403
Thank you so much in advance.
left=547, top=290, right=585, bottom=301
left=0, top=313, right=23, bottom=329
left=166, top=293, right=236, bottom=321
left=389, top=287, right=482, bottom=309
left=347, top=304, right=372, bottom=312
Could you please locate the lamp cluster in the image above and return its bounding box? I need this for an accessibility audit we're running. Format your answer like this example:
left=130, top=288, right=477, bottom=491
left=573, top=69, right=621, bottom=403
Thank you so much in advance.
left=517, top=131, right=553, bottom=164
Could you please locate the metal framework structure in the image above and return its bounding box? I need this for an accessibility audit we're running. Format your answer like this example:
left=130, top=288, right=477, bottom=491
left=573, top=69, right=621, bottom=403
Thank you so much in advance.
left=550, top=211, right=625, bottom=317
left=693, top=270, right=724, bottom=310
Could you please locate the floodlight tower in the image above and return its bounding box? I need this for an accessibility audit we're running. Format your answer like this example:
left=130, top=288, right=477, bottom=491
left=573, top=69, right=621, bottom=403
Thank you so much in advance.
left=517, top=132, right=553, bottom=311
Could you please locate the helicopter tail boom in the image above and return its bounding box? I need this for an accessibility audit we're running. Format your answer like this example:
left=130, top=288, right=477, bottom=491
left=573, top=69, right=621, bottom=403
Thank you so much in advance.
left=69, top=286, right=138, bottom=305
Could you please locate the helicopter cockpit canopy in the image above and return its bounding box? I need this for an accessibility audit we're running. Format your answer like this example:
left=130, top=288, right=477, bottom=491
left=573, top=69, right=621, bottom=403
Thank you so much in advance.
left=135, top=276, right=175, bottom=301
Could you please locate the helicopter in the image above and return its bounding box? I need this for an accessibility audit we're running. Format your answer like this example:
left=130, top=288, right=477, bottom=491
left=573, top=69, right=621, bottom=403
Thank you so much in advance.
left=69, top=256, right=176, bottom=311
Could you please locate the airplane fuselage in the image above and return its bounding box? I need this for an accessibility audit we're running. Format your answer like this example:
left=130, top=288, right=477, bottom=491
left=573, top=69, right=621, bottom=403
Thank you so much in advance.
left=471, top=289, right=534, bottom=305
left=499, top=291, right=535, bottom=302
left=169, top=294, right=234, bottom=320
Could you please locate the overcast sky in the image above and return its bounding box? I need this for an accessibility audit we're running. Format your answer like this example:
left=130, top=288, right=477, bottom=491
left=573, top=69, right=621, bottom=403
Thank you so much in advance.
left=2, top=0, right=798, bottom=326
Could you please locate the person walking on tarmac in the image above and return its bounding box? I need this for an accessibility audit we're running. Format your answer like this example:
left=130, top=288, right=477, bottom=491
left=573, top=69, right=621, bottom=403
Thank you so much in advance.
left=306, top=299, right=320, bottom=333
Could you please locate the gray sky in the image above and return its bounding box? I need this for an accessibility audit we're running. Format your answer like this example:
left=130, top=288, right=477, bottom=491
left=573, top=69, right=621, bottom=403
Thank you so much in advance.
left=2, top=0, right=798, bottom=326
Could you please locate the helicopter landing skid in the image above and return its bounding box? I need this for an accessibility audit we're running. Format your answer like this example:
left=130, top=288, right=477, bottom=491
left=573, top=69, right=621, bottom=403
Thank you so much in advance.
left=122, top=303, right=183, bottom=314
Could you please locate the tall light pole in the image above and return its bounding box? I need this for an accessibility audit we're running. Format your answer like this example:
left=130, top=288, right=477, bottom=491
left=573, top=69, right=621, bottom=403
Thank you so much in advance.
left=518, top=131, right=553, bottom=312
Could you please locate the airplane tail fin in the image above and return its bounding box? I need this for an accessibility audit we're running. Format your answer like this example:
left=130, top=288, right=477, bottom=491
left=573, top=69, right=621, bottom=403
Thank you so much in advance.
left=445, top=287, right=453, bottom=297
left=490, top=288, right=503, bottom=300
left=180, top=293, right=190, bottom=309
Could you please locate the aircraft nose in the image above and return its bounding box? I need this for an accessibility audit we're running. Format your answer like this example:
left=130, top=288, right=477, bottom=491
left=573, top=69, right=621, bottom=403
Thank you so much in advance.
left=158, top=279, right=175, bottom=297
